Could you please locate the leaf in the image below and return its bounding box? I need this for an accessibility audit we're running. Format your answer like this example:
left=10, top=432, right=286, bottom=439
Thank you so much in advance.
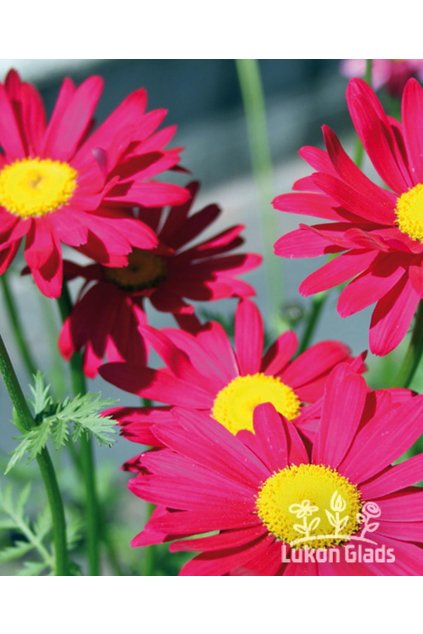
left=325, top=510, right=337, bottom=528
left=338, top=516, right=350, bottom=532
left=30, top=372, right=53, bottom=416
left=17, top=560, right=48, bottom=576
left=33, top=507, right=51, bottom=541
left=51, top=419, right=69, bottom=449
left=293, top=524, right=307, bottom=535
left=5, top=421, right=52, bottom=474
left=16, top=484, right=32, bottom=516
left=308, top=517, right=321, bottom=532
left=0, top=541, right=32, bottom=563
left=365, top=522, right=379, bottom=533
left=0, top=485, right=54, bottom=574
left=66, top=514, right=83, bottom=550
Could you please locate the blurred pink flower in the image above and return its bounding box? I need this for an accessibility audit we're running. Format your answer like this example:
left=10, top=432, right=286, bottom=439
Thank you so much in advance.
left=341, top=59, right=423, bottom=96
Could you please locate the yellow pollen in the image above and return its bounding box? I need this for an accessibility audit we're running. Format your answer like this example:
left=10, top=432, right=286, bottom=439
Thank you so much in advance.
left=211, top=373, right=301, bottom=434
left=256, top=464, right=362, bottom=549
left=0, top=158, right=77, bottom=218
left=395, top=184, right=423, bottom=242
left=104, top=249, right=167, bottom=290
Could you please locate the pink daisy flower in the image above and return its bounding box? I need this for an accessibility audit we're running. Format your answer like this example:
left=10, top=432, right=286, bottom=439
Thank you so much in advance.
left=341, top=59, right=423, bottom=97
left=59, top=183, right=261, bottom=377
left=127, top=365, right=423, bottom=575
left=0, top=69, right=189, bottom=297
left=274, top=78, right=423, bottom=355
left=101, top=298, right=365, bottom=443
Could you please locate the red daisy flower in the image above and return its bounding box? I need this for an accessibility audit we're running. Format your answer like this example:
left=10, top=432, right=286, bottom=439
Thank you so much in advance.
left=274, top=78, right=423, bottom=355
left=127, top=365, right=423, bottom=575
left=0, top=69, right=189, bottom=297
left=101, top=298, right=365, bottom=443
left=59, top=183, right=261, bottom=377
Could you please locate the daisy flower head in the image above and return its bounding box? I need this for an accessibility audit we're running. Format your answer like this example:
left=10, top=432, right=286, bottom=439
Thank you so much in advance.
left=0, top=69, right=189, bottom=297
left=102, top=298, right=365, bottom=444
left=59, top=183, right=261, bottom=377
left=341, top=59, right=423, bottom=97
left=128, top=365, right=423, bottom=575
left=274, top=78, right=423, bottom=355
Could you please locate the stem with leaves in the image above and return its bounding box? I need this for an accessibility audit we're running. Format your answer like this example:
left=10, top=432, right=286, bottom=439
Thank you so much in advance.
left=0, top=335, right=69, bottom=575
left=57, top=283, right=101, bottom=576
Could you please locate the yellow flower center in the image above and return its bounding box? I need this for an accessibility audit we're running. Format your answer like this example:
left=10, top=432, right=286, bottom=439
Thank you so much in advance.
left=256, top=464, right=362, bottom=548
left=0, top=158, right=77, bottom=218
left=395, top=184, right=423, bottom=242
left=211, top=373, right=301, bottom=434
left=104, top=249, right=167, bottom=290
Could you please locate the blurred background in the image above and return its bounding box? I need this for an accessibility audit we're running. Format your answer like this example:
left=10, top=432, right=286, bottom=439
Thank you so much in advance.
left=0, top=59, right=407, bottom=574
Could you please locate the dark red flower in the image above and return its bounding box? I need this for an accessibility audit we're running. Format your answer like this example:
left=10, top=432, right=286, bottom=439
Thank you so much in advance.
left=59, top=183, right=261, bottom=376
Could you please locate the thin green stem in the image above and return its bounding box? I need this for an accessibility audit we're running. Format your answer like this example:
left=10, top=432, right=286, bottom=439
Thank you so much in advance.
left=1, top=274, right=38, bottom=379
left=396, top=301, right=423, bottom=388
left=0, top=335, right=69, bottom=575
left=298, top=292, right=328, bottom=355
left=354, top=59, right=372, bottom=168
left=57, top=283, right=101, bottom=576
left=236, top=59, right=286, bottom=332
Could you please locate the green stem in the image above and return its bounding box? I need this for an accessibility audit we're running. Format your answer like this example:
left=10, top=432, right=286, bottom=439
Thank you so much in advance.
left=354, top=59, right=372, bottom=168
left=396, top=301, right=423, bottom=388
left=1, top=274, right=38, bottom=379
left=236, top=59, right=286, bottom=332
left=0, top=335, right=69, bottom=575
left=57, top=284, right=101, bottom=576
left=298, top=292, right=328, bottom=354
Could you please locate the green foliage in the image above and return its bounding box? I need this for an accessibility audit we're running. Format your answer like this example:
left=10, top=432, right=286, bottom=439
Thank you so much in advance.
left=0, top=483, right=83, bottom=576
left=5, top=372, right=117, bottom=474
left=0, top=484, right=52, bottom=575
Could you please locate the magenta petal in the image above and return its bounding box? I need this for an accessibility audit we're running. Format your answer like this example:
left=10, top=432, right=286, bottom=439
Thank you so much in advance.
left=401, top=78, right=423, bottom=183
left=261, top=330, right=298, bottom=375
left=369, top=274, right=420, bottom=355
left=360, top=454, right=423, bottom=499
left=338, top=255, right=405, bottom=317
left=235, top=300, right=264, bottom=375
left=313, top=364, right=368, bottom=468
left=250, top=404, right=289, bottom=472
left=299, top=250, right=377, bottom=296
left=170, top=525, right=266, bottom=553
left=179, top=534, right=273, bottom=576
left=339, top=395, right=423, bottom=483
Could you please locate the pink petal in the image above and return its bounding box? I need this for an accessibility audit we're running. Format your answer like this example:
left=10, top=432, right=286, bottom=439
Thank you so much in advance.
left=299, top=250, right=377, bottom=296
left=337, top=254, right=406, bottom=317
left=401, top=78, right=423, bottom=183
left=261, top=330, right=298, bottom=375
left=234, top=300, right=264, bottom=374
left=43, top=76, right=103, bottom=160
left=339, top=395, right=423, bottom=483
left=369, top=274, right=420, bottom=355
left=313, top=364, right=368, bottom=468
left=346, top=79, right=412, bottom=193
